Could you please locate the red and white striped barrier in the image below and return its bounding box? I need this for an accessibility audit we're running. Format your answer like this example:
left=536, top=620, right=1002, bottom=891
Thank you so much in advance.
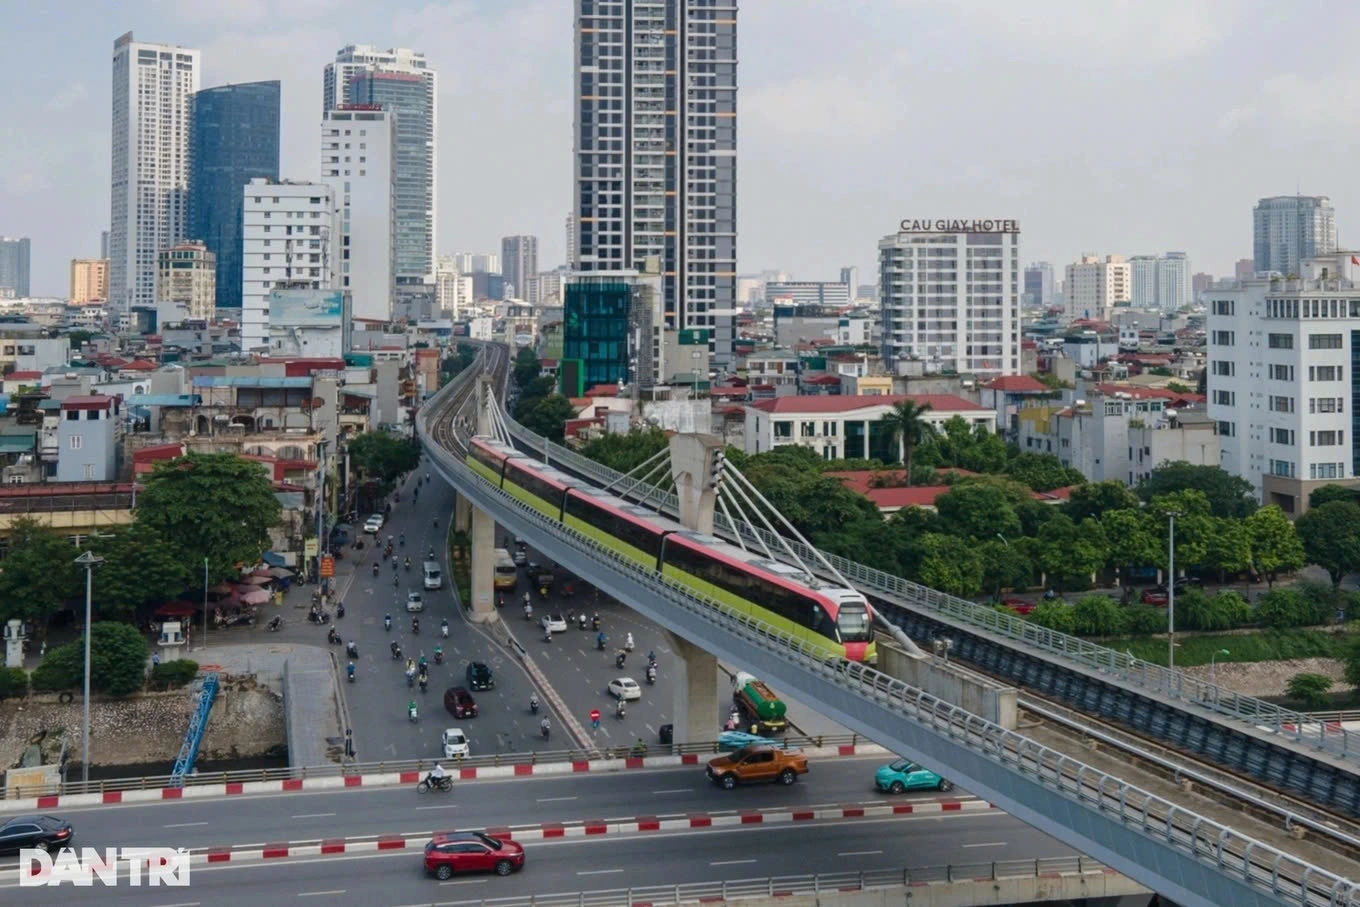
left=1, top=744, right=890, bottom=814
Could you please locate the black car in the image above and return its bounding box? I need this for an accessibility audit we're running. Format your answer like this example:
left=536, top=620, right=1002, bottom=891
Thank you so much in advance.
left=466, top=661, right=494, bottom=691
left=0, top=815, right=73, bottom=854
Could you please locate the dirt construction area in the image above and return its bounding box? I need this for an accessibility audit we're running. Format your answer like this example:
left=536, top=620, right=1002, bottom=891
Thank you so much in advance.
left=0, top=675, right=284, bottom=770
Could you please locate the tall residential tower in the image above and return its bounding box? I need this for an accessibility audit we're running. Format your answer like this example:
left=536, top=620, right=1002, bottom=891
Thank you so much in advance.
left=1254, top=195, right=1336, bottom=277
left=501, top=235, right=539, bottom=302
left=0, top=238, right=31, bottom=297
left=573, top=1, right=738, bottom=367
left=110, top=32, right=200, bottom=319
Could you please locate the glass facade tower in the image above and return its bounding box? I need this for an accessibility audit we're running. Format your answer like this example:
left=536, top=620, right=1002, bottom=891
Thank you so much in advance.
left=562, top=278, right=634, bottom=392
left=188, top=81, right=280, bottom=313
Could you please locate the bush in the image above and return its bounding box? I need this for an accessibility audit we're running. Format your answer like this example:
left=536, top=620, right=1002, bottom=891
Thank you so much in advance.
left=149, top=659, right=199, bottom=690
left=1071, top=595, right=1127, bottom=636
left=1295, top=579, right=1343, bottom=624
left=1027, top=601, right=1076, bottom=635
left=1214, top=591, right=1255, bottom=628
left=1123, top=605, right=1168, bottom=636
left=30, top=622, right=150, bottom=697
left=1286, top=672, right=1334, bottom=708
left=30, top=650, right=80, bottom=691
left=0, top=666, right=28, bottom=699
left=1176, top=589, right=1222, bottom=631
left=1257, top=588, right=1328, bottom=629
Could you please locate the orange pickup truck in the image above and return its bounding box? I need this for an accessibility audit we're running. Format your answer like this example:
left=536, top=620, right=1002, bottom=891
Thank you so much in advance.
left=706, top=744, right=808, bottom=789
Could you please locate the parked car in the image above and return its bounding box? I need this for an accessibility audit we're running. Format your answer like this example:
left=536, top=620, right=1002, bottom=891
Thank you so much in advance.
left=424, top=830, right=524, bottom=879
left=0, top=815, right=73, bottom=854
left=363, top=514, right=385, bottom=534
left=442, top=727, right=470, bottom=759
left=608, top=677, right=642, bottom=701
left=1141, top=588, right=1169, bottom=606
left=444, top=686, right=478, bottom=719
left=466, top=661, right=494, bottom=691
left=873, top=759, right=953, bottom=794
left=1000, top=597, right=1035, bottom=616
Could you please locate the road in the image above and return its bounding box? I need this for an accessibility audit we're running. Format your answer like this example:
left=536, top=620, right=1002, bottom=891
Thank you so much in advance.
left=6, top=814, right=1076, bottom=906
left=14, top=760, right=956, bottom=853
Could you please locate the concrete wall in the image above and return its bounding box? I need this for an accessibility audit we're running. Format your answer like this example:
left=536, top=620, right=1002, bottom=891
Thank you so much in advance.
left=876, top=636, right=1018, bottom=730
left=717, top=871, right=1148, bottom=907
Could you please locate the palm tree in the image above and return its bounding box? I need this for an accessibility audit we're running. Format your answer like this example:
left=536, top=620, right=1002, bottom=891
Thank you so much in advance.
left=879, top=400, right=934, bottom=484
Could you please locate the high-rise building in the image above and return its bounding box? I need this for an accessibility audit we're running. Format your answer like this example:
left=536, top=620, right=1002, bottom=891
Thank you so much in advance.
left=70, top=259, right=110, bottom=303
left=325, top=46, right=436, bottom=284
left=100, top=231, right=110, bottom=260
left=1253, top=195, right=1336, bottom=276
left=241, top=178, right=341, bottom=350
left=188, top=81, right=281, bottom=314
left=565, top=213, right=577, bottom=268
left=1192, top=272, right=1214, bottom=298
left=157, top=241, right=217, bottom=321
left=453, top=252, right=499, bottom=275
left=839, top=266, right=859, bottom=299
left=1023, top=261, right=1054, bottom=308
left=574, top=1, right=738, bottom=368
left=1129, top=255, right=1159, bottom=309
left=321, top=108, right=397, bottom=324
left=763, top=281, right=851, bottom=307
left=501, top=235, right=539, bottom=302
left=434, top=257, right=473, bottom=318
left=1130, top=252, right=1191, bottom=311
left=110, top=32, right=200, bottom=319
left=1064, top=254, right=1130, bottom=320
left=879, top=220, right=1021, bottom=378
left=0, top=237, right=31, bottom=297
left=1235, top=258, right=1256, bottom=280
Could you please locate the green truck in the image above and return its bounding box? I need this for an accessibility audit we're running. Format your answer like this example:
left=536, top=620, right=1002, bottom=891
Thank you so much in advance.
left=732, top=671, right=788, bottom=733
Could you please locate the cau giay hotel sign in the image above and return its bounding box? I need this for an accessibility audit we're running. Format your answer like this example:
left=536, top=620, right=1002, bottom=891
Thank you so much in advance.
left=898, top=219, right=1020, bottom=234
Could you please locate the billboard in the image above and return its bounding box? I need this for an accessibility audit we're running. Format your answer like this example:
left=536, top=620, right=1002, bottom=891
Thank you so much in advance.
left=269, top=289, right=345, bottom=327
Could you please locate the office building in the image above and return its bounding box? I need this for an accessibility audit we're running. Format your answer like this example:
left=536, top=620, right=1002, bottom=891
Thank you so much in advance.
left=1254, top=195, right=1336, bottom=277
left=839, top=267, right=859, bottom=299
left=1235, top=258, right=1256, bottom=280
left=452, top=252, right=499, bottom=275
left=0, top=237, right=31, bottom=297
left=157, top=241, right=217, bottom=321
left=325, top=45, right=436, bottom=284
left=70, top=259, right=110, bottom=303
left=100, top=231, right=110, bottom=260
left=501, top=235, right=539, bottom=302
left=1023, top=262, right=1054, bottom=308
left=1064, top=254, right=1130, bottom=320
left=241, top=179, right=340, bottom=350
left=764, top=281, right=851, bottom=307
left=561, top=265, right=665, bottom=394
left=434, top=257, right=474, bottom=317
left=879, top=220, right=1021, bottom=378
left=110, top=32, right=200, bottom=319
left=188, top=80, right=281, bottom=314
left=1206, top=251, right=1360, bottom=515
left=321, top=108, right=397, bottom=324
left=574, top=1, right=738, bottom=367
left=1129, top=255, right=1159, bottom=309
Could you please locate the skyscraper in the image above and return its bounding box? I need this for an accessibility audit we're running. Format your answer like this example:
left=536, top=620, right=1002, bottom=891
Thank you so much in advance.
left=574, top=1, right=738, bottom=368
left=324, top=46, right=436, bottom=284
left=0, top=238, right=31, bottom=296
left=321, top=108, right=397, bottom=324
left=1022, top=262, right=1053, bottom=308
left=501, top=235, right=539, bottom=302
left=188, top=81, right=281, bottom=314
left=1064, top=254, right=1130, bottom=320
left=110, top=32, right=200, bottom=319
left=1253, top=195, right=1336, bottom=276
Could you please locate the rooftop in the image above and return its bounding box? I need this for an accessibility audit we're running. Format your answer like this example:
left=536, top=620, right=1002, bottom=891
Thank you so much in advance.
left=983, top=375, right=1049, bottom=393
left=748, top=394, right=984, bottom=415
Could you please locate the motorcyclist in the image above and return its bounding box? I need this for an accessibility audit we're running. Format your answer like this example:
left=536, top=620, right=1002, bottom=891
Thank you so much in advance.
left=406, top=658, right=416, bottom=674
left=346, top=640, right=358, bottom=659
left=647, top=664, right=657, bottom=683
left=412, top=617, right=420, bottom=634
left=440, top=618, right=449, bottom=637
left=399, top=533, right=405, bottom=547
left=347, top=662, right=355, bottom=681
left=625, top=632, right=635, bottom=651
left=529, top=693, right=540, bottom=713
left=596, top=631, right=607, bottom=650
left=408, top=700, right=418, bottom=720
left=616, top=699, right=626, bottom=718
left=540, top=717, right=550, bottom=739
left=391, top=640, right=401, bottom=659
left=434, top=645, right=444, bottom=664
left=372, top=562, right=379, bottom=577
left=426, top=762, right=446, bottom=788
left=384, top=614, right=392, bottom=632
left=404, top=556, right=411, bottom=570
left=418, top=654, right=428, bottom=672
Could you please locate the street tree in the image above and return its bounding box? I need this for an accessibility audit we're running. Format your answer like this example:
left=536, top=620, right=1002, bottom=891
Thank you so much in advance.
left=1308, top=484, right=1360, bottom=509
left=136, top=452, right=282, bottom=583
left=31, top=621, right=150, bottom=697
left=1295, top=501, right=1360, bottom=587
left=1099, top=508, right=1159, bottom=584
left=916, top=533, right=983, bottom=598
left=1244, top=505, right=1306, bottom=587
left=348, top=431, right=421, bottom=489
left=512, top=347, right=541, bottom=388
left=0, top=518, right=82, bottom=625
left=580, top=427, right=670, bottom=474
left=1286, top=673, right=1334, bottom=709
left=1004, top=452, right=1085, bottom=492
left=978, top=537, right=1034, bottom=597
left=1202, top=516, right=1253, bottom=581
left=1146, top=490, right=1214, bottom=573
left=1136, top=461, right=1258, bottom=519
left=914, top=416, right=1008, bottom=473
left=1065, top=481, right=1139, bottom=523
left=1036, top=514, right=1107, bottom=590
left=877, top=400, right=934, bottom=482
left=89, top=523, right=191, bottom=620
left=934, top=483, right=1021, bottom=542
left=517, top=394, right=577, bottom=444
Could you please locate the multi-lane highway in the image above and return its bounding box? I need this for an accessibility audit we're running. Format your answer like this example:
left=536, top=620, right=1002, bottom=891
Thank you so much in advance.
left=7, top=812, right=1075, bottom=906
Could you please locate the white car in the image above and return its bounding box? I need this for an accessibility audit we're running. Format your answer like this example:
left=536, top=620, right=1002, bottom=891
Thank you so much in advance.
left=541, top=613, right=567, bottom=633
left=608, top=677, right=642, bottom=701
left=363, top=514, right=385, bottom=534
left=442, top=727, right=470, bottom=759
left=406, top=591, right=424, bottom=613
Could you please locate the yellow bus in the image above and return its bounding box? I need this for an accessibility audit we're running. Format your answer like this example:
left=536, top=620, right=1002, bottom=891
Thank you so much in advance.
left=493, top=548, right=518, bottom=590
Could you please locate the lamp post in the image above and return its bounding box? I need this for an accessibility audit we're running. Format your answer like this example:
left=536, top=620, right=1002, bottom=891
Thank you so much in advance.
left=1166, top=511, right=1181, bottom=672
left=73, top=550, right=103, bottom=785
left=315, top=440, right=329, bottom=587
left=1210, top=648, right=1230, bottom=687
left=202, top=557, right=209, bottom=651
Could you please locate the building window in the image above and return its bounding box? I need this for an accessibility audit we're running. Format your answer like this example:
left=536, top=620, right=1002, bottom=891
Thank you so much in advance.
left=1310, top=365, right=1342, bottom=381
left=1269, top=364, right=1294, bottom=381
left=1217, top=421, right=1236, bottom=437
left=1211, top=330, right=1234, bottom=346
left=68, top=435, right=82, bottom=450
left=1268, top=333, right=1294, bottom=349
left=1213, top=390, right=1235, bottom=406
left=1309, top=333, right=1343, bottom=350
left=773, top=421, right=792, bottom=439
left=1268, top=395, right=1295, bottom=413
left=1270, top=428, right=1296, bottom=446
left=1311, top=430, right=1342, bottom=446
left=1310, top=398, right=1344, bottom=414
left=1212, top=360, right=1234, bottom=376
left=1212, top=300, right=1234, bottom=316
left=1268, top=458, right=1296, bottom=478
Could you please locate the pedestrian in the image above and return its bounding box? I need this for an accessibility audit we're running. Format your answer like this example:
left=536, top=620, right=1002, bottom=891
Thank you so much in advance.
left=152, top=652, right=160, bottom=669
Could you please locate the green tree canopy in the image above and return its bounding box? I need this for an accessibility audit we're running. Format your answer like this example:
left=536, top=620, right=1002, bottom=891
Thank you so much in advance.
left=1036, top=514, right=1107, bottom=589
left=1004, top=452, right=1085, bottom=492
left=440, top=343, right=478, bottom=383
left=89, top=523, right=191, bottom=620
left=136, top=452, right=282, bottom=582
left=979, top=537, right=1034, bottom=596
left=1244, top=505, right=1306, bottom=586
left=348, top=431, right=422, bottom=488
left=31, top=622, right=150, bottom=697
left=512, top=347, right=541, bottom=388
left=934, top=483, right=1022, bottom=542
left=1100, top=507, right=1158, bottom=576
left=1146, top=489, right=1214, bottom=571
left=916, top=533, right=983, bottom=597
left=1296, top=501, right=1360, bottom=587
left=1202, top=516, right=1253, bottom=580
left=517, top=394, right=578, bottom=444
left=1308, top=484, right=1360, bottom=509
left=579, top=427, right=671, bottom=474
left=1065, top=481, right=1140, bottom=523
left=741, top=453, right=881, bottom=537
left=1136, top=461, right=1258, bottom=519
left=877, top=400, right=935, bottom=481
left=913, top=416, right=1009, bottom=473
left=0, top=518, right=82, bottom=624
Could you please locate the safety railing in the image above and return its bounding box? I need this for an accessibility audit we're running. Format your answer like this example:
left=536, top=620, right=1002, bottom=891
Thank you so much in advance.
left=424, top=363, right=1360, bottom=907
left=500, top=391, right=1360, bottom=766
left=442, top=858, right=1136, bottom=907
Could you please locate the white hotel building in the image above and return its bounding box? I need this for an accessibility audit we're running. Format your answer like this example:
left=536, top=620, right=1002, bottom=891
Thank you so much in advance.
left=1206, top=251, right=1360, bottom=515
left=879, top=221, right=1021, bottom=378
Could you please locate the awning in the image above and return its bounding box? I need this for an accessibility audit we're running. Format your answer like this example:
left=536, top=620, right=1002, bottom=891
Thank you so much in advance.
left=267, top=567, right=294, bottom=579
left=239, top=589, right=271, bottom=606
left=155, top=602, right=198, bottom=618
left=241, top=574, right=272, bottom=586
left=209, top=582, right=235, bottom=597
left=260, top=551, right=288, bottom=568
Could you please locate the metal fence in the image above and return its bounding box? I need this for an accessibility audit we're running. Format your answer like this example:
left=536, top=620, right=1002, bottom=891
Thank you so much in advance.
left=424, top=361, right=1360, bottom=907
left=439, top=858, right=1130, bottom=907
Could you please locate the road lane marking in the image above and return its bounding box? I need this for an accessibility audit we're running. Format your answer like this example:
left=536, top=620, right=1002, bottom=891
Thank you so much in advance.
left=837, top=850, right=882, bottom=857
left=146, top=903, right=199, bottom=907
left=652, top=788, right=693, bottom=794
left=416, top=804, right=459, bottom=810
left=292, top=813, right=336, bottom=819
left=163, top=822, right=208, bottom=828
left=536, top=796, right=577, bottom=802
left=711, top=859, right=756, bottom=866
left=577, top=868, right=624, bottom=875
left=962, top=842, right=1006, bottom=848
left=440, top=878, right=487, bottom=886
left=298, top=891, right=346, bottom=898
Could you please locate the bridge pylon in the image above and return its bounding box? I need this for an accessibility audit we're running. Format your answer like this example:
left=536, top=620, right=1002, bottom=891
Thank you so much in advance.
left=465, top=377, right=499, bottom=622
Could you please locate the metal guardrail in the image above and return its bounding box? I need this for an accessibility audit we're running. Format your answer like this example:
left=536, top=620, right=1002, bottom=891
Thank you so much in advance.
left=426, top=358, right=1360, bottom=907
left=502, top=403, right=1360, bottom=767
left=169, top=673, right=218, bottom=786
left=442, top=859, right=1130, bottom=907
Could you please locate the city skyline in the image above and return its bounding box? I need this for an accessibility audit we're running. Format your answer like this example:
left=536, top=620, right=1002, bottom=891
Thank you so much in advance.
left=7, top=1, right=1360, bottom=296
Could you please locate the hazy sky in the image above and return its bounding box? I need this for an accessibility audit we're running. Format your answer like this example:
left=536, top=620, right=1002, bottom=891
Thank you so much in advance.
left=3, top=0, right=1359, bottom=296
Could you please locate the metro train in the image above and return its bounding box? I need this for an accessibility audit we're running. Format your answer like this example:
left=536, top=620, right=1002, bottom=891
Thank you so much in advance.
left=466, top=435, right=876, bottom=663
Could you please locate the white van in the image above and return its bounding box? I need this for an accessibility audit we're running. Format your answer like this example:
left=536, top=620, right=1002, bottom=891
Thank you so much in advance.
left=422, top=561, right=443, bottom=590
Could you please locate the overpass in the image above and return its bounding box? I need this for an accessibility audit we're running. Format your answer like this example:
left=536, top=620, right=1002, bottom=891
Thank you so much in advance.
left=417, top=347, right=1358, bottom=907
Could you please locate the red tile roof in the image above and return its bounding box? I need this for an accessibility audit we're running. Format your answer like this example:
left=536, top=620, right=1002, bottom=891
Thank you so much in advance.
left=1093, top=384, right=1206, bottom=404
left=7, top=371, right=42, bottom=381
left=122, top=359, right=157, bottom=371
left=748, top=394, right=983, bottom=415
left=803, top=375, right=842, bottom=385
left=983, top=375, right=1047, bottom=393
left=864, top=486, right=952, bottom=509
left=828, top=468, right=981, bottom=497
left=60, top=395, right=116, bottom=410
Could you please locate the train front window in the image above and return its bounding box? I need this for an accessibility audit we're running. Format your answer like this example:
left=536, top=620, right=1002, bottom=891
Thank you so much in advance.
left=836, top=604, right=872, bottom=642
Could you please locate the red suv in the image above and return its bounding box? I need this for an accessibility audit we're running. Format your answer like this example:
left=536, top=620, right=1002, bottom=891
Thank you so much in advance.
left=444, top=686, right=478, bottom=719
left=424, top=830, right=524, bottom=879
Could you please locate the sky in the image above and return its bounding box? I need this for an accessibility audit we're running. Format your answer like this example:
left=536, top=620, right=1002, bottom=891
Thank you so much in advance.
left=4, top=0, right=1360, bottom=297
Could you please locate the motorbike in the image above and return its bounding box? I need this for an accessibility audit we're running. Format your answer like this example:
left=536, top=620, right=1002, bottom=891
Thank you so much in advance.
left=440, top=620, right=449, bottom=638
left=434, top=647, right=444, bottom=665
left=596, top=634, right=607, bottom=651
left=417, top=775, right=453, bottom=794
left=267, top=616, right=283, bottom=632
left=577, top=613, right=588, bottom=631
left=347, top=664, right=355, bottom=683
left=592, top=615, right=600, bottom=632
left=540, top=721, right=550, bottom=741
left=347, top=641, right=359, bottom=659
left=372, top=563, right=380, bottom=577
left=408, top=704, right=418, bottom=722
left=529, top=698, right=539, bottom=715
left=384, top=615, right=392, bottom=632
left=615, top=651, right=627, bottom=669
left=336, top=602, right=345, bottom=619
left=327, top=628, right=340, bottom=645
left=646, top=666, right=657, bottom=685
left=391, top=641, right=402, bottom=660
left=624, top=634, right=635, bottom=652
left=404, top=559, right=411, bottom=572
left=616, top=701, right=626, bottom=719
left=412, top=619, right=420, bottom=635
left=407, top=670, right=415, bottom=688
left=523, top=603, right=533, bottom=621
left=419, top=675, right=428, bottom=693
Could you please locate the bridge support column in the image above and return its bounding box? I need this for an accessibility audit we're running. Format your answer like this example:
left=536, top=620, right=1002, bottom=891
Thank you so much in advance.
left=669, top=433, right=725, bottom=535
left=468, top=506, right=497, bottom=621
left=665, top=632, right=718, bottom=744
left=454, top=492, right=471, bottom=533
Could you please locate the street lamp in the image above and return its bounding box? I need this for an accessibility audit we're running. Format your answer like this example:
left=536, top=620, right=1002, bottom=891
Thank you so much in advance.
left=202, top=557, right=209, bottom=651
left=1165, top=510, right=1182, bottom=672
left=73, top=550, right=103, bottom=785
left=1210, top=648, right=1231, bottom=687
